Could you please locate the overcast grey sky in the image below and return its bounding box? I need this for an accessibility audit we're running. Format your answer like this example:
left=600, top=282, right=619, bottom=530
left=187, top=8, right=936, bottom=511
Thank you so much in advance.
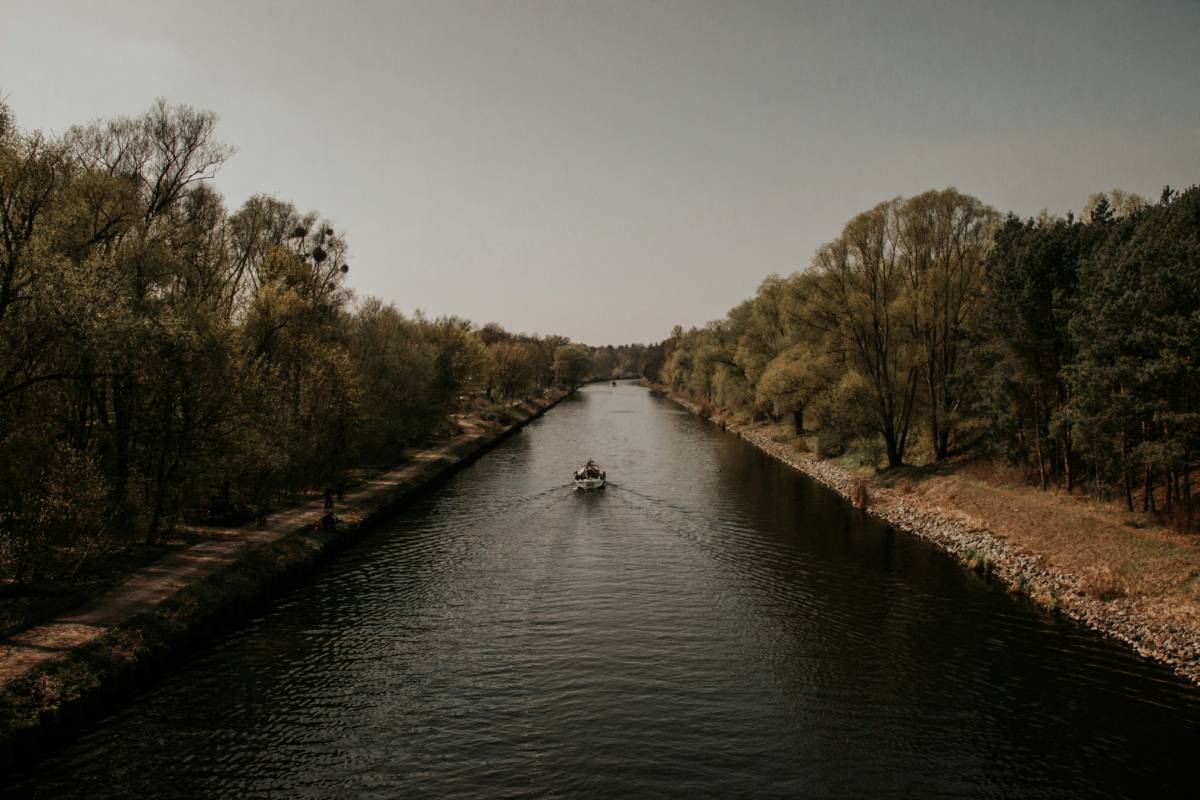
left=2, top=1, right=1198, bottom=344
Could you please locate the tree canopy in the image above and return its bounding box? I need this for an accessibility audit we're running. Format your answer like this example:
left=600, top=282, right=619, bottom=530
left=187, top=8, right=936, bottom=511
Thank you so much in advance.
left=650, top=183, right=1198, bottom=529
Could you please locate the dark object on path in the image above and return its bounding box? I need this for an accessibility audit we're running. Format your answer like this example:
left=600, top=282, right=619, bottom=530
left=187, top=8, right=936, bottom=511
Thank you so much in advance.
left=317, top=512, right=338, bottom=531
left=206, top=497, right=256, bottom=527
left=336, top=481, right=346, bottom=501
left=324, top=487, right=334, bottom=512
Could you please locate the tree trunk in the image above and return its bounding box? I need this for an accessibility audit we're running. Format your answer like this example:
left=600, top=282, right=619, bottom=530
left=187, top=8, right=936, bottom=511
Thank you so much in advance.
left=111, top=377, right=133, bottom=529
left=146, top=447, right=170, bottom=545
left=1033, top=390, right=1047, bottom=490
left=1120, top=430, right=1133, bottom=511
left=1184, top=461, right=1193, bottom=531
left=927, top=377, right=942, bottom=461
left=1057, top=380, right=1073, bottom=493
left=884, top=430, right=902, bottom=469
left=1144, top=467, right=1155, bottom=512
left=1062, top=431, right=1074, bottom=494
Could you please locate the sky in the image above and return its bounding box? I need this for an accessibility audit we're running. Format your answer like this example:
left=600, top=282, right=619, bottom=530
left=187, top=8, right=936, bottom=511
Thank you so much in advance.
left=1, top=0, right=1198, bottom=345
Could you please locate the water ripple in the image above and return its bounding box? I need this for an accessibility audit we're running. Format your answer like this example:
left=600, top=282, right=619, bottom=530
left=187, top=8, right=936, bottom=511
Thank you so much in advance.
left=8, top=383, right=1200, bottom=799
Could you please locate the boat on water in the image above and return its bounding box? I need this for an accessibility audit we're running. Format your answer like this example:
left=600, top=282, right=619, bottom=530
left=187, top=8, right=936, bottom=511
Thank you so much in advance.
left=574, top=459, right=606, bottom=490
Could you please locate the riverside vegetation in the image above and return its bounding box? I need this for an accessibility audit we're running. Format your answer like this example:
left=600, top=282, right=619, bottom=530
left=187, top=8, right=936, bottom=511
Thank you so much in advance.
left=645, top=185, right=1200, bottom=679
left=0, top=99, right=650, bottom=627
left=4, top=95, right=1200, bottom=683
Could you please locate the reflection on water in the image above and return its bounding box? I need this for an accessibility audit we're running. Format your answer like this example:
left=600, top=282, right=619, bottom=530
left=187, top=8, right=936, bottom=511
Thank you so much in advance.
left=8, top=382, right=1200, bottom=798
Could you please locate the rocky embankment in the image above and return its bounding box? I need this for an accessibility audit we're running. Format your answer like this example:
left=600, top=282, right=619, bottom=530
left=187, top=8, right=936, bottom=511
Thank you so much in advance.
left=661, top=388, right=1200, bottom=686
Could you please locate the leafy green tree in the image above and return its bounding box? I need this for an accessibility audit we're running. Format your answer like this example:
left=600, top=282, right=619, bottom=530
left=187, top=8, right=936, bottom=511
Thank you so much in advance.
left=896, top=188, right=997, bottom=459
left=755, top=345, right=830, bottom=433
left=1070, top=187, right=1200, bottom=521
left=0, top=96, right=588, bottom=580
left=553, top=344, right=592, bottom=387
left=808, top=200, right=919, bottom=468
left=490, top=340, right=537, bottom=400
left=348, top=299, right=440, bottom=459
left=981, top=208, right=1109, bottom=490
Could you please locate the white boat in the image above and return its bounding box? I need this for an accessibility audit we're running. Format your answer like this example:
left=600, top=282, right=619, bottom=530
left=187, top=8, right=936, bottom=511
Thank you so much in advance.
left=574, top=460, right=606, bottom=490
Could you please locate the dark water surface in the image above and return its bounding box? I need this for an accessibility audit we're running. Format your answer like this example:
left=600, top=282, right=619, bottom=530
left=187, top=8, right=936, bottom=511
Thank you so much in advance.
left=9, top=383, right=1200, bottom=798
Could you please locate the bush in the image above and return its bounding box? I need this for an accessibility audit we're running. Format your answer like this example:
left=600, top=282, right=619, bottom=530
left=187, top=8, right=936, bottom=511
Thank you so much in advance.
left=1083, top=567, right=1127, bottom=601
left=816, top=428, right=845, bottom=458
left=847, top=436, right=886, bottom=470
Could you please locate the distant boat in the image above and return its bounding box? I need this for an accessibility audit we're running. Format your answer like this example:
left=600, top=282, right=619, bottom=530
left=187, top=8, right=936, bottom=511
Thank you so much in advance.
left=574, top=459, right=606, bottom=490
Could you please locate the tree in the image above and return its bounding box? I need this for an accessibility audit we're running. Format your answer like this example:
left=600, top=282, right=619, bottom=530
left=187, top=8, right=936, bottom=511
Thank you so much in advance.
left=0, top=95, right=585, bottom=580
left=896, top=188, right=997, bottom=459
left=348, top=299, right=440, bottom=459
left=426, top=316, right=489, bottom=407
left=755, top=344, right=829, bottom=433
left=981, top=208, right=1109, bottom=490
left=490, top=340, right=536, bottom=399
left=808, top=200, right=919, bottom=468
left=1070, top=187, right=1200, bottom=523
left=553, top=344, right=592, bottom=387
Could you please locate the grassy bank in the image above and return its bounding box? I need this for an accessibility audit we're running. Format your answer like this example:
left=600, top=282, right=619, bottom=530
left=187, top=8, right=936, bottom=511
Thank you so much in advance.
left=0, top=390, right=568, bottom=768
left=650, top=382, right=1200, bottom=686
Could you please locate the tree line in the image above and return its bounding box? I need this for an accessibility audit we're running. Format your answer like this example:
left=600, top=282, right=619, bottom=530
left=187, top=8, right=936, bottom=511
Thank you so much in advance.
left=0, top=99, right=604, bottom=581
left=648, top=186, right=1200, bottom=529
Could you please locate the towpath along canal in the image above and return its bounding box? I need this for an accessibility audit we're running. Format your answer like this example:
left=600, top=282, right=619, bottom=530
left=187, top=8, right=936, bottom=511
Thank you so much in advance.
left=9, top=382, right=1200, bottom=798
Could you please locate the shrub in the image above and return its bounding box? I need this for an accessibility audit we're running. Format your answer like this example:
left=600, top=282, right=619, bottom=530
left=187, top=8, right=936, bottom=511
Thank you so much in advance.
left=1083, top=567, right=1127, bottom=601
left=848, top=436, right=885, bottom=469
left=816, top=429, right=845, bottom=458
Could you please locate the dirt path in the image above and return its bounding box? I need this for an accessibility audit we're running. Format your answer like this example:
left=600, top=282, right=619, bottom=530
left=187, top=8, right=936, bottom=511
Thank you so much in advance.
left=0, top=435, right=473, bottom=686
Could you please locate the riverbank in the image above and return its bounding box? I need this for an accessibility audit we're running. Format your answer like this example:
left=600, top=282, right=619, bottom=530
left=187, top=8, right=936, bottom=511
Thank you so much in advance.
left=649, top=383, right=1200, bottom=687
left=0, top=389, right=569, bottom=766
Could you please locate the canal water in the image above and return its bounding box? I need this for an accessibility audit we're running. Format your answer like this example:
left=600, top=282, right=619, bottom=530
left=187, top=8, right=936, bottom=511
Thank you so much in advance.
left=8, top=382, right=1200, bottom=798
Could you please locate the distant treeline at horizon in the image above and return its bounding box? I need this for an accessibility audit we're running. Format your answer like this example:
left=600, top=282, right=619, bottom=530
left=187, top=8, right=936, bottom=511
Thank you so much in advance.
left=0, top=99, right=636, bottom=582
left=645, top=183, right=1200, bottom=530
left=3, top=97, right=1197, bottom=583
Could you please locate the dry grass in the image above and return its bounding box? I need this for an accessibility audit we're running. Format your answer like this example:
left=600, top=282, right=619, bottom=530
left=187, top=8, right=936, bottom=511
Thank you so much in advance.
left=956, top=458, right=1031, bottom=486
left=1081, top=566, right=1128, bottom=601
left=905, top=468, right=1200, bottom=624
left=852, top=479, right=871, bottom=509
